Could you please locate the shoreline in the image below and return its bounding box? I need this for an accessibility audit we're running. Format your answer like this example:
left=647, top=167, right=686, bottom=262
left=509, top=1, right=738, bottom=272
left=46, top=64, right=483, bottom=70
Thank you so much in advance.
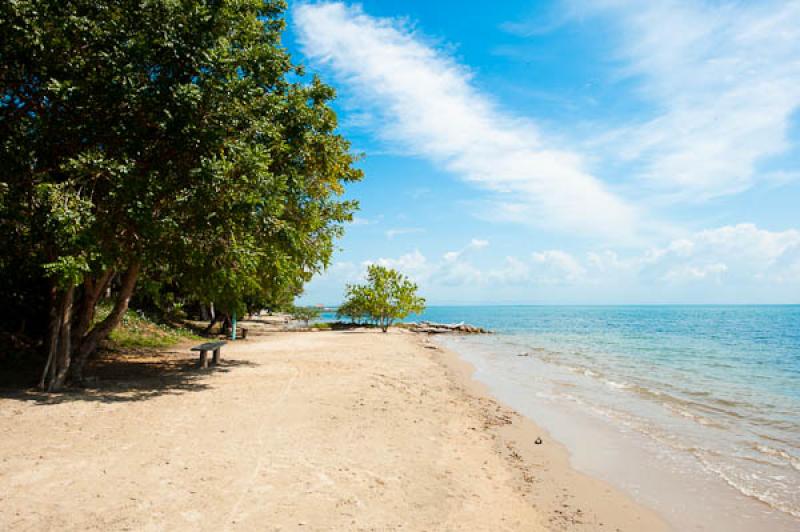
left=411, top=332, right=669, bottom=531
left=1, top=328, right=666, bottom=530
left=435, top=330, right=800, bottom=531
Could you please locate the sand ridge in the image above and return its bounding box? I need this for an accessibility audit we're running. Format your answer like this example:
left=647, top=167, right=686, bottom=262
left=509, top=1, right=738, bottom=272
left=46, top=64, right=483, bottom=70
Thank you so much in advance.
left=0, top=328, right=666, bottom=531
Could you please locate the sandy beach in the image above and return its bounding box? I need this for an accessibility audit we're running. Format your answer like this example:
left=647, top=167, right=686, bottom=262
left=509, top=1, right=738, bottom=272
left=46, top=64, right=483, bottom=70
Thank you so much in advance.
left=0, top=328, right=667, bottom=531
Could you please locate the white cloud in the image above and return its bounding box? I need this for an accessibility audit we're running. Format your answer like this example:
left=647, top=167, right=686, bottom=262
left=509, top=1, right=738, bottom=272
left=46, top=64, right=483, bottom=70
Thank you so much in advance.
left=590, top=223, right=800, bottom=285
left=572, top=0, right=800, bottom=200
left=443, top=238, right=489, bottom=262
left=662, top=263, right=728, bottom=283
left=359, top=224, right=800, bottom=292
left=350, top=214, right=385, bottom=227
left=531, top=250, right=587, bottom=283
left=350, top=216, right=372, bottom=226
left=488, top=256, right=532, bottom=285
left=301, top=224, right=800, bottom=304
left=370, top=249, right=429, bottom=275
left=293, top=2, right=638, bottom=240
left=435, top=260, right=485, bottom=287
left=385, top=227, right=425, bottom=239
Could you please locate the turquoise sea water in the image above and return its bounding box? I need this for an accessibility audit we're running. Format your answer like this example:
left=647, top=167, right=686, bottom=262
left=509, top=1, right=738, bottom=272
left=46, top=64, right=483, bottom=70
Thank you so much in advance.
left=405, top=306, right=799, bottom=528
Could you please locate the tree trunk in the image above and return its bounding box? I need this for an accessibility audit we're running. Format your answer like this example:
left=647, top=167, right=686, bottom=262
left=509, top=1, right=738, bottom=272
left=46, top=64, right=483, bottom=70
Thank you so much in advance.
left=39, top=285, right=75, bottom=392
left=51, top=286, right=74, bottom=390
left=39, top=286, right=60, bottom=390
left=72, top=268, right=114, bottom=349
left=71, top=262, right=140, bottom=382
left=204, top=311, right=220, bottom=335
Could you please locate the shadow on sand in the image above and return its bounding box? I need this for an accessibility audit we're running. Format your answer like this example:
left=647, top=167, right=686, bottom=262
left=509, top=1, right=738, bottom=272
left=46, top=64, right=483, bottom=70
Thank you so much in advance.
left=0, top=348, right=257, bottom=405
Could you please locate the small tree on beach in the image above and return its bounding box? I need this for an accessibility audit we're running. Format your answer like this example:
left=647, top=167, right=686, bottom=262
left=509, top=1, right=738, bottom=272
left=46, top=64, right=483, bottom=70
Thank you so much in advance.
left=342, top=265, right=425, bottom=332
left=291, top=306, right=321, bottom=327
left=336, top=295, right=368, bottom=324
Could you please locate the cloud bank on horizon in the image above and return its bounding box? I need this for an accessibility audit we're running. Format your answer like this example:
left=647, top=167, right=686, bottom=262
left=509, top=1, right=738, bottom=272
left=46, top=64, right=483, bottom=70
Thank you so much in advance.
left=292, top=1, right=800, bottom=303
left=311, top=224, right=800, bottom=303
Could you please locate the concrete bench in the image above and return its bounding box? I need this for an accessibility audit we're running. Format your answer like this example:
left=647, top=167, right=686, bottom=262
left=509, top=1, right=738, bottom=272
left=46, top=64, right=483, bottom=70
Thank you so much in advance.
left=191, top=341, right=227, bottom=369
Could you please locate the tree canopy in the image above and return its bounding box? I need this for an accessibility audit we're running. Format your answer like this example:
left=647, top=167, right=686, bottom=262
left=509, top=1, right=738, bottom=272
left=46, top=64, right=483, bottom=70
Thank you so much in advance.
left=340, top=265, right=425, bottom=332
left=0, top=0, right=362, bottom=389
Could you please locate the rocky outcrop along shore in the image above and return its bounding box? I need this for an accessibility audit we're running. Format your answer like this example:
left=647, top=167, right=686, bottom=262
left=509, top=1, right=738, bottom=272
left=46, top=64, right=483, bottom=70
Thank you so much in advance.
left=405, top=321, right=491, bottom=334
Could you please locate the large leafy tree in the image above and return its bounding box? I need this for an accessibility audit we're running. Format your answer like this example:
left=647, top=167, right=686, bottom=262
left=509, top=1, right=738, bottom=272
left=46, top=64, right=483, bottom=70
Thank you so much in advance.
left=342, top=265, right=425, bottom=332
left=0, top=0, right=361, bottom=389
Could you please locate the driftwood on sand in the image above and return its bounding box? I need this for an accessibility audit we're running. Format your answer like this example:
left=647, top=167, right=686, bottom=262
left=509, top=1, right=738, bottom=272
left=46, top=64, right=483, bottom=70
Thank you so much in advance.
left=404, top=321, right=491, bottom=334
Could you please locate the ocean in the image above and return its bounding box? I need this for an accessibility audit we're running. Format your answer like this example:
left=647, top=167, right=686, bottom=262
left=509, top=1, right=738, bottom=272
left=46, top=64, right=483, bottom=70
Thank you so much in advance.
left=403, top=306, right=800, bottom=530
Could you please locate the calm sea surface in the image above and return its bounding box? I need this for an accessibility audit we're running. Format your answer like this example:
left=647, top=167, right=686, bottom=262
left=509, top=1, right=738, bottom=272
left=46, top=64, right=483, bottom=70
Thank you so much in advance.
left=399, top=306, right=800, bottom=530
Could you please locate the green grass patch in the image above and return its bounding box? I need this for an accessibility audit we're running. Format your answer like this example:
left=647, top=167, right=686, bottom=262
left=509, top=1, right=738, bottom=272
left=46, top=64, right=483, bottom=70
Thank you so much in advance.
left=310, top=322, right=333, bottom=330
left=96, top=304, right=202, bottom=349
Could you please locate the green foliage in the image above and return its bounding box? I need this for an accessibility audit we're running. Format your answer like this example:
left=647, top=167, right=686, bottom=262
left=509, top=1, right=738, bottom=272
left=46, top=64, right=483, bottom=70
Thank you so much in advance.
left=93, top=303, right=201, bottom=349
left=336, top=296, right=369, bottom=324
left=0, top=0, right=362, bottom=365
left=290, top=305, right=321, bottom=326
left=341, top=265, right=425, bottom=332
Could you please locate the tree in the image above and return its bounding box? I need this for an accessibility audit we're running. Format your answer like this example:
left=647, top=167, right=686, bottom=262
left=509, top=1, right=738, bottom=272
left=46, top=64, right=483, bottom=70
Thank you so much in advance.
left=0, top=0, right=361, bottom=390
left=290, top=306, right=321, bottom=327
left=336, top=295, right=368, bottom=324
left=342, top=265, right=425, bottom=332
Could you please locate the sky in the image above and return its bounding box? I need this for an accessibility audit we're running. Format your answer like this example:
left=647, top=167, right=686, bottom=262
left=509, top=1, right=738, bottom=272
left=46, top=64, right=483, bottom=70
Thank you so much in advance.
left=288, top=0, right=800, bottom=305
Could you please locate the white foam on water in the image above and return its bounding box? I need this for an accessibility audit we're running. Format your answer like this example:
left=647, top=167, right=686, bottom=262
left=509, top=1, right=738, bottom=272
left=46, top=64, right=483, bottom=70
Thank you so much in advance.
left=755, top=444, right=800, bottom=472
left=436, top=334, right=800, bottom=531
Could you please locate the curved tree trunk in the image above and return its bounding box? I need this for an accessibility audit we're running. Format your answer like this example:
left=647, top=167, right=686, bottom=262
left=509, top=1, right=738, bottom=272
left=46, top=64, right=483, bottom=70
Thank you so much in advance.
left=71, top=262, right=140, bottom=383
left=71, top=268, right=114, bottom=349
left=204, top=304, right=220, bottom=335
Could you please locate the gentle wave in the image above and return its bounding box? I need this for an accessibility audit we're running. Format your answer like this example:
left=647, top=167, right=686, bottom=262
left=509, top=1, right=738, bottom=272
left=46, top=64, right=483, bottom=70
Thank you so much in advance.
left=525, top=344, right=800, bottom=434
left=754, top=444, right=800, bottom=472
left=544, top=379, right=800, bottom=519
left=511, top=341, right=800, bottom=519
left=536, top=349, right=749, bottom=423
left=428, top=305, right=800, bottom=524
left=697, top=454, right=800, bottom=519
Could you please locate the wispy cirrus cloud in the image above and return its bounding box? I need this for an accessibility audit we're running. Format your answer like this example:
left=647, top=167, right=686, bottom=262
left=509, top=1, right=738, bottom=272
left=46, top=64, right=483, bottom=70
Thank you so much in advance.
left=385, top=227, right=425, bottom=239
left=566, top=0, right=800, bottom=200
left=293, top=2, right=639, bottom=241
left=443, top=238, right=489, bottom=262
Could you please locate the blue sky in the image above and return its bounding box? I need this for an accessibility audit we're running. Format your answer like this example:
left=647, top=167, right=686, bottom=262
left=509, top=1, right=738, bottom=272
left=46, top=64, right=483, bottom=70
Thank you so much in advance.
left=288, top=1, right=800, bottom=305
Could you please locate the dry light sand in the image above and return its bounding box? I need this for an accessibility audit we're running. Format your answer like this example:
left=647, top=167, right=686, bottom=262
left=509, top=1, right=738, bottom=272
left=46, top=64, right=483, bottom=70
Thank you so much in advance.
left=0, top=327, right=668, bottom=531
